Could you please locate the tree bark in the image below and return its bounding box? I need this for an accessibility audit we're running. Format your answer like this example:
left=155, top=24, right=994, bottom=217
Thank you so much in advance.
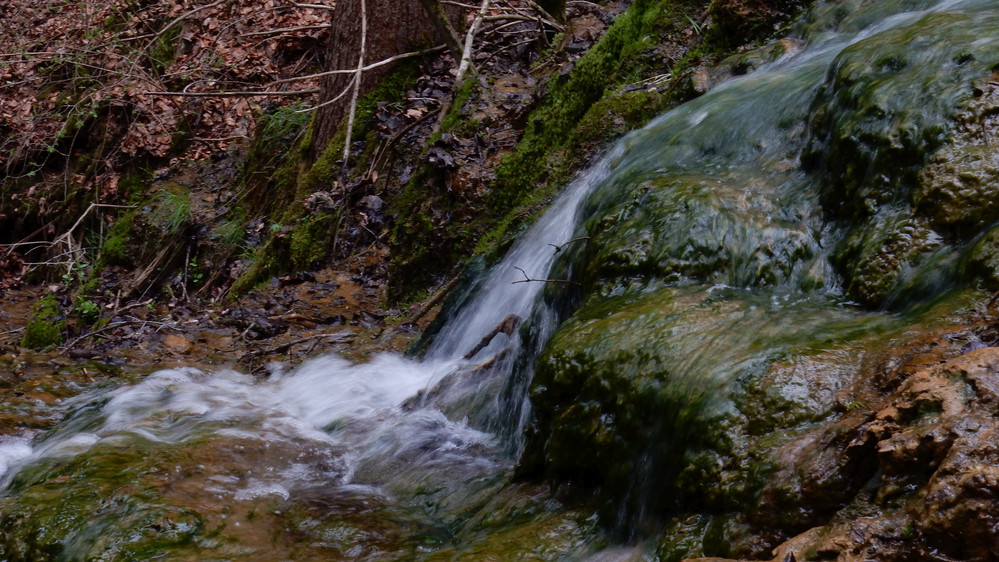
left=312, top=0, right=453, bottom=157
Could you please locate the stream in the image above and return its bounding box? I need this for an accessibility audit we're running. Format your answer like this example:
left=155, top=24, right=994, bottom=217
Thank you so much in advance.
left=4, top=0, right=999, bottom=559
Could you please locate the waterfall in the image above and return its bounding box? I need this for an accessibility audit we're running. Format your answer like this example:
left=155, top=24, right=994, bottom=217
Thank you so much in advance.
left=3, top=0, right=999, bottom=557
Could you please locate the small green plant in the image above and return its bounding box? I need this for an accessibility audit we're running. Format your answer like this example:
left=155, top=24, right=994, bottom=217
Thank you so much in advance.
left=74, top=298, right=100, bottom=324
left=152, top=189, right=191, bottom=234
left=62, top=261, right=90, bottom=285
left=212, top=219, right=245, bottom=248
left=187, top=257, right=204, bottom=285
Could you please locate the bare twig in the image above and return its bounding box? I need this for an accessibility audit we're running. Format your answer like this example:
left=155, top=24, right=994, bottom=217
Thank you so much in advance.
left=293, top=2, right=336, bottom=9
left=434, top=0, right=491, bottom=132
left=296, top=77, right=355, bottom=113
left=482, top=13, right=563, bottom=30
left=61, top=319, right=181, bottom=352
left=463, top=313, right=520, bottom=359
left=145, top=88, right=320, bottom=97
left=242, top=24, right=331, bottom=37
left=407, top=272, right=462, bottom=325
left=525, top=0, right=565, bottom=30
left=548, top=236, right=590, bottom=253
left=141, top=0, right=227, bottom=59
left=512, top=266, right=581, bottom=286
left=438, top=0, right=481, bottom=8
left=341, top=0, right=368, bottom=181
left=12, top=203, right=137, bottom=275
left=368, top=105, right=444, bottom=176
left=457, top=0, right=492, bottom=80
left=269, top=45, right=447, bottom=85
left=243, top=331, right=356, bottom=357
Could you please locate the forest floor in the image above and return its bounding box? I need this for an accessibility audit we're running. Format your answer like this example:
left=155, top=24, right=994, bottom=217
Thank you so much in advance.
left=0, top=0, right=630, bottom=378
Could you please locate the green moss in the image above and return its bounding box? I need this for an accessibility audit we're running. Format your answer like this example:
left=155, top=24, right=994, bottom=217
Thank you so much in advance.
left=98, top=209, right=136, bottom=267
left=440, top=78, right=479, bottom=134
left=481, top=0, right=711, bottom=261
left=150, top=24, right=183, bottom=75
left=288, top=211, right=341, bottom=270
left=20, top=295, right=65, bottom=350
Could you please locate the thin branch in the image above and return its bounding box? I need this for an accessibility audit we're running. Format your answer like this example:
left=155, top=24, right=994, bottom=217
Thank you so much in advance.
left=192, top=135, right=250, bottom=142
left=142, top=0, right=226, bottom=58
left=145, top=88, right=319, bottom=97
left=512, top=266, right=581, bottom=286
left=295, top=76, right=355, bottom=113
left=482, top=13, right=564, bottom=30
left=243, top=331, right=356, bottom=357
left=457, top=0, right=492, bottom=80
left=293, top=2, right=336, bottom=9
left=61, top=319, right=181, bottom=353
left=368, top=105, right=443, bottom=176
left=242, top=24, right=331, bottom=37
left=435, top=0, right=491, bottom=131
left=438, top=0, right=480, bottom=8
left=341, top=0, right=368, bottom=181
left=525, top=0, right=566, bottom=30
left=417, top=0, right=465, bottom=62
left=269, top=45, right=446, bottom=85
left=548, top=236, right=590, bottom=253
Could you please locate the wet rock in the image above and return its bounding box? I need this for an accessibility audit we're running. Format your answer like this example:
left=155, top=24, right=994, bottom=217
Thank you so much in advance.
left=163, top=335, right=193, bottom=355
left=747, top=346, right=999, bottom=561
left=582, top=176, right=818, bottom=292
left=218, top=308, right=288, bottom=339
left=915, top=78, right=999, bottom=234
left=528, top=285, right=898, bottom=532
left=802, top=12, right=999, bottom=307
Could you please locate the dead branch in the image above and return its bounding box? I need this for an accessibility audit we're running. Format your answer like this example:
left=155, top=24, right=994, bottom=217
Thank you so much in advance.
left=525, top=0, right=566, bottom=29
left=293, top=2, right=336, bottom=9
left=296, top=76, right=356, bottom=113
left=470, top=347, right=512, bottom=372
left=463, top=313, right=520, bottom=359
left=407, top=272, right=463, bottom=325
left=482, top=13, right=564, bottom=31
left=434, top=0, right=491, bottom=132
left=341, top=0, right=368, bottom=181
left=112, top=298, right=155, bottom=318
left=548, top=236, right=590, bottom=253
left=145, top=88, right=319, bottom=97
left=512, top=266, right=581, bottom=286
left=243, top=331, right=356, bottom=357
left=457, top=0, right=492, bottom=80
left=27, top=203, right=137, bottom=274
left=61, top=318, right=182, bottom=353
left=269, top=45, right=447, bottom=85
left=368, top=105, right=444, bottom=177
left=438, top=0, right=480, bottom=8
left=268, top=312, right=320, bottom=326
left=243, top=24, right=331, bottom=37
left=142, top=0, right=227, bottom=59
left=417, top=0, right=465, bottom=63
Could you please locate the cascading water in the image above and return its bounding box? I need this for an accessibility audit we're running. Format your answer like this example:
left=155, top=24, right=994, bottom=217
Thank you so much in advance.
left=3, top=0, right=999, bottom=558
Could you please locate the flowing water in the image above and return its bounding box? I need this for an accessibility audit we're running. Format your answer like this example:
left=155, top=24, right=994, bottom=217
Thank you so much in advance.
left=4, top=0, right=999, bottom=558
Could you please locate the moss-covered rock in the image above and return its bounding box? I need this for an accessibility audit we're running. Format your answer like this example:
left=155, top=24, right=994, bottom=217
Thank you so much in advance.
left=801, top=9, right=999, bottom=306
left=581, top=175, right=817, bottom=292
left=20, top=295, right=65, bottom=350
left=529, top=283, right=897, bottom=531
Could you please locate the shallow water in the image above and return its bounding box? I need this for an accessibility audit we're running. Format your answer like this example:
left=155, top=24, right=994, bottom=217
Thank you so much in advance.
left=4, top=0, right=999, bottom=558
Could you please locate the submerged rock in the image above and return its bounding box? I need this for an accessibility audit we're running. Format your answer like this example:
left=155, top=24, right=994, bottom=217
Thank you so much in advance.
left=525, top=1, right=999, bottom=559
left=804, top=8, right=999, bottom=306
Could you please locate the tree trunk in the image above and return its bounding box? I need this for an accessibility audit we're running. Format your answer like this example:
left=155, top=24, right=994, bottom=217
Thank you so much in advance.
left=312, top=0, right=450, bottom=157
